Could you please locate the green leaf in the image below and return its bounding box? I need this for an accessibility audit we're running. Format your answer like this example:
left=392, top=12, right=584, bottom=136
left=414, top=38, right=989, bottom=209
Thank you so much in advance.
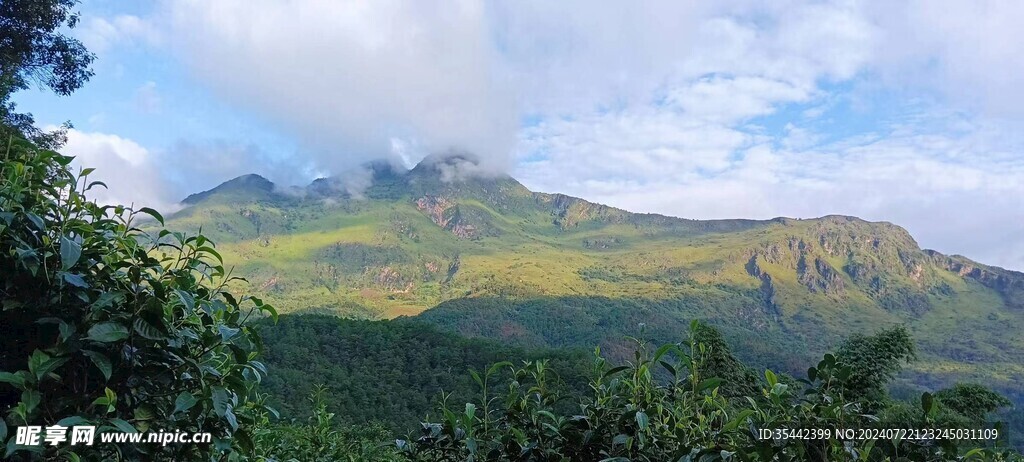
left=224, top=406, right=238, bottom=432
left=659, top=360, right=676, bottom=377
left=197, top=246, right=223, bottom=263
left=0, top=372, right=26, bottom=390
left=62, top=272, right=88, bottom=288
left=108, top=418, right=137, bottom=434
left=22, top=389, right=40, bottom=414
left=260, top=303, right=279, bottom=323
left=137, top=207, right=164, bottom=225
left=695, top=377, right=723, bottom=393
left=765, top=369, right=778, bottom=387
left=921, top=392, right=934, bottom=414
left=212, top=387, right=229, bottom=417
left=635, top=411, right=649, bottom=431
left=134, top=405, right=155, bottom=421
left=486, top=361, right=512, bottom=376
left=58, top=321, right=74, bottom=341
left=33, top=356, right=68, bottom=381
left=24, top=212, right=44, bottom=231
left=603, top=365, right=630, bottom=379
left=94, top=387, right=117, bottom=413
left=57, top=416, right=89, bottom=427
left=83, top=350, right=112, bottom=380
left=87, top=322, right=129, bottom=342
left=218, top=325, right=240, bottom=341
left=723, top=410, right=754, bottom=430
left=27, top=350, right=49, bottom=378
left=175, top=290, right=196, bottom=312
left=173, top=392, right=198, bottom=414
left=651, top=343, right=678, bottom=363
left=133, top=318, right=167, bottom=340
left=60, top=235, right=82, bottom=270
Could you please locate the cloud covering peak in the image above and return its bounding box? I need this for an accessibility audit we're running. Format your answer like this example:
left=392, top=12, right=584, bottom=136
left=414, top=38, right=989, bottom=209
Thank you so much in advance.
left=40, top=0, right=1024, bottom=270
left=163, top=0, right=517, bottom=172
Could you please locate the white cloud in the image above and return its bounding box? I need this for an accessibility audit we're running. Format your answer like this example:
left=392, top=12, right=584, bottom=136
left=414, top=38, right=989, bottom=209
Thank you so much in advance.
left=74, top=0, right=1024, bottom=270
left=133, top=81, right=162, bottom=114
left=60, top=129, right=177, bottom=211
left=516, top=113, right=1024, bottom=270
left=160, top=0, right=517, bottom=173
left=58, top=130, right=319, bottom=213
left=666, top=76, right=812, bottom=123
left=868, top=0, right=1024, bottom=118
left=77, top=14, right=160, bottom=55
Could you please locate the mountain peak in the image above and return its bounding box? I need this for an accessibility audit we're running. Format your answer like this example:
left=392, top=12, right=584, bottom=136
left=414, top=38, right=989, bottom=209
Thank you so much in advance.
left=408, top=152, right=490, bottom=181
left=182, top=173, right=276, bottom=204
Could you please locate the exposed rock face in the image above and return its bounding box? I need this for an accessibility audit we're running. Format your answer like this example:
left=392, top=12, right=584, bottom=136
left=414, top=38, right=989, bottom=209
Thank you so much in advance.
left=544, top=194, right=625, bottom=229
left=414, top=195, right=479, bottom=239
left=415, top=195, right=456, bottom=228
left=445, top=256, right=461, bottom=284
left=583, top=237, right=622, bottom=250
left=814, top=257, right=845, bottom=295
left=374, top=266, right=403, bottom=289
left=926, top=250, right=1024, bottom=309
left=745, top=255, right=781, bottom=319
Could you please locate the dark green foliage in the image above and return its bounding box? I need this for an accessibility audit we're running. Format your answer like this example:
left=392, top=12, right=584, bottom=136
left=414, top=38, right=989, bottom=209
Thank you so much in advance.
left=935, top=384, right=1013, bottom=424
left=690, top=323, right=762, bottom=399
left=0, top=0, right=94, bottom=139
left=255, top=315, right=591, bottom=431
left=417, top=295, right=792, bottom=367
left=834, top=325, right=917, bottom=405
left=398, top=322, right=1020, bottom=461
left=252, top=386, right=400, bottom=461
left=0, top=135, right=275, bottom=460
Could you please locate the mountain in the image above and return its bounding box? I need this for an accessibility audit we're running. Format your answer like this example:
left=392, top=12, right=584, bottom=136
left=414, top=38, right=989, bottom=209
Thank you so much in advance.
left=162, top=154, right=1024, bottom=400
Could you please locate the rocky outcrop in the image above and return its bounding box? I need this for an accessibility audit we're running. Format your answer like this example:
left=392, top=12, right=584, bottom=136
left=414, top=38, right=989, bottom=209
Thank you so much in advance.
left=814, top=258, right=845, bottom=295
left=926, top=250, right=1024, bottom=309
left=796, top=254, right=845, bottom=295
left=544, top=194, right=627, bottom=229
left=414, top=195, right=479, bottom=239
left=415, top=195, right=456, bottom=228
left=583, top=237, right=622, bottom=250
left=745, top=255, right=781, bottom=319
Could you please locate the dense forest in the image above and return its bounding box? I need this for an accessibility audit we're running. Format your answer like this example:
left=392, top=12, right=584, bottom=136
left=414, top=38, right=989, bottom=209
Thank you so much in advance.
left=256, top=315, right=592, bottom=430
left=253, top=314, right=1022, bottom=461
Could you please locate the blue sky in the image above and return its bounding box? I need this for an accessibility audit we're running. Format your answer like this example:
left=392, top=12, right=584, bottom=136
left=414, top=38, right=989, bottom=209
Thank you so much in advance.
left=13, top=0, right=1024, bottom=270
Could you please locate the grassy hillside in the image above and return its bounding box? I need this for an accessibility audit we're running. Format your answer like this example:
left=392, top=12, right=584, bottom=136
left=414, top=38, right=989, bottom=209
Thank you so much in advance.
left=162, top=154, right=1024, bottom=400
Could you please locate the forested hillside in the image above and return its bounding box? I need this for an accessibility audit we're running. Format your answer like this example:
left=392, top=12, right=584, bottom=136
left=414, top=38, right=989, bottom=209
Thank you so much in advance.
left=252, top=314, right=1023, bottom=460
left=161, top=154, right=1024, bottom=404
left=256, top=315, right=591, bottom=430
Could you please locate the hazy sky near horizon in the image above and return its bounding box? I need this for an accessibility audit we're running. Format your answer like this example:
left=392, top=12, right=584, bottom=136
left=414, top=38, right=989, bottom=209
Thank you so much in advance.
left=14, top=0, right=1024, bottom=270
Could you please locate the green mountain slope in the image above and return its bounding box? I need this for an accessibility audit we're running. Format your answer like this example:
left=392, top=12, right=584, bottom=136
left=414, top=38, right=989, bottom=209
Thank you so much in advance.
left=162, top=154, right=1024, bottom=398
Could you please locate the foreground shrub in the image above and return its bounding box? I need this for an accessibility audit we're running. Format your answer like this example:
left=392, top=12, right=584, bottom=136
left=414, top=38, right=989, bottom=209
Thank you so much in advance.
left=398, top=322, right=1020, bottom=462
left=251, top=385, right=400, bottom=462
left=1, top=135, right=276, bottom=460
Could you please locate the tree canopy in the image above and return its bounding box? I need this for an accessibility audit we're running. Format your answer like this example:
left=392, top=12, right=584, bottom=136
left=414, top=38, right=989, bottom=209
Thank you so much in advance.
left=0, top=0, right=94, bottom=140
